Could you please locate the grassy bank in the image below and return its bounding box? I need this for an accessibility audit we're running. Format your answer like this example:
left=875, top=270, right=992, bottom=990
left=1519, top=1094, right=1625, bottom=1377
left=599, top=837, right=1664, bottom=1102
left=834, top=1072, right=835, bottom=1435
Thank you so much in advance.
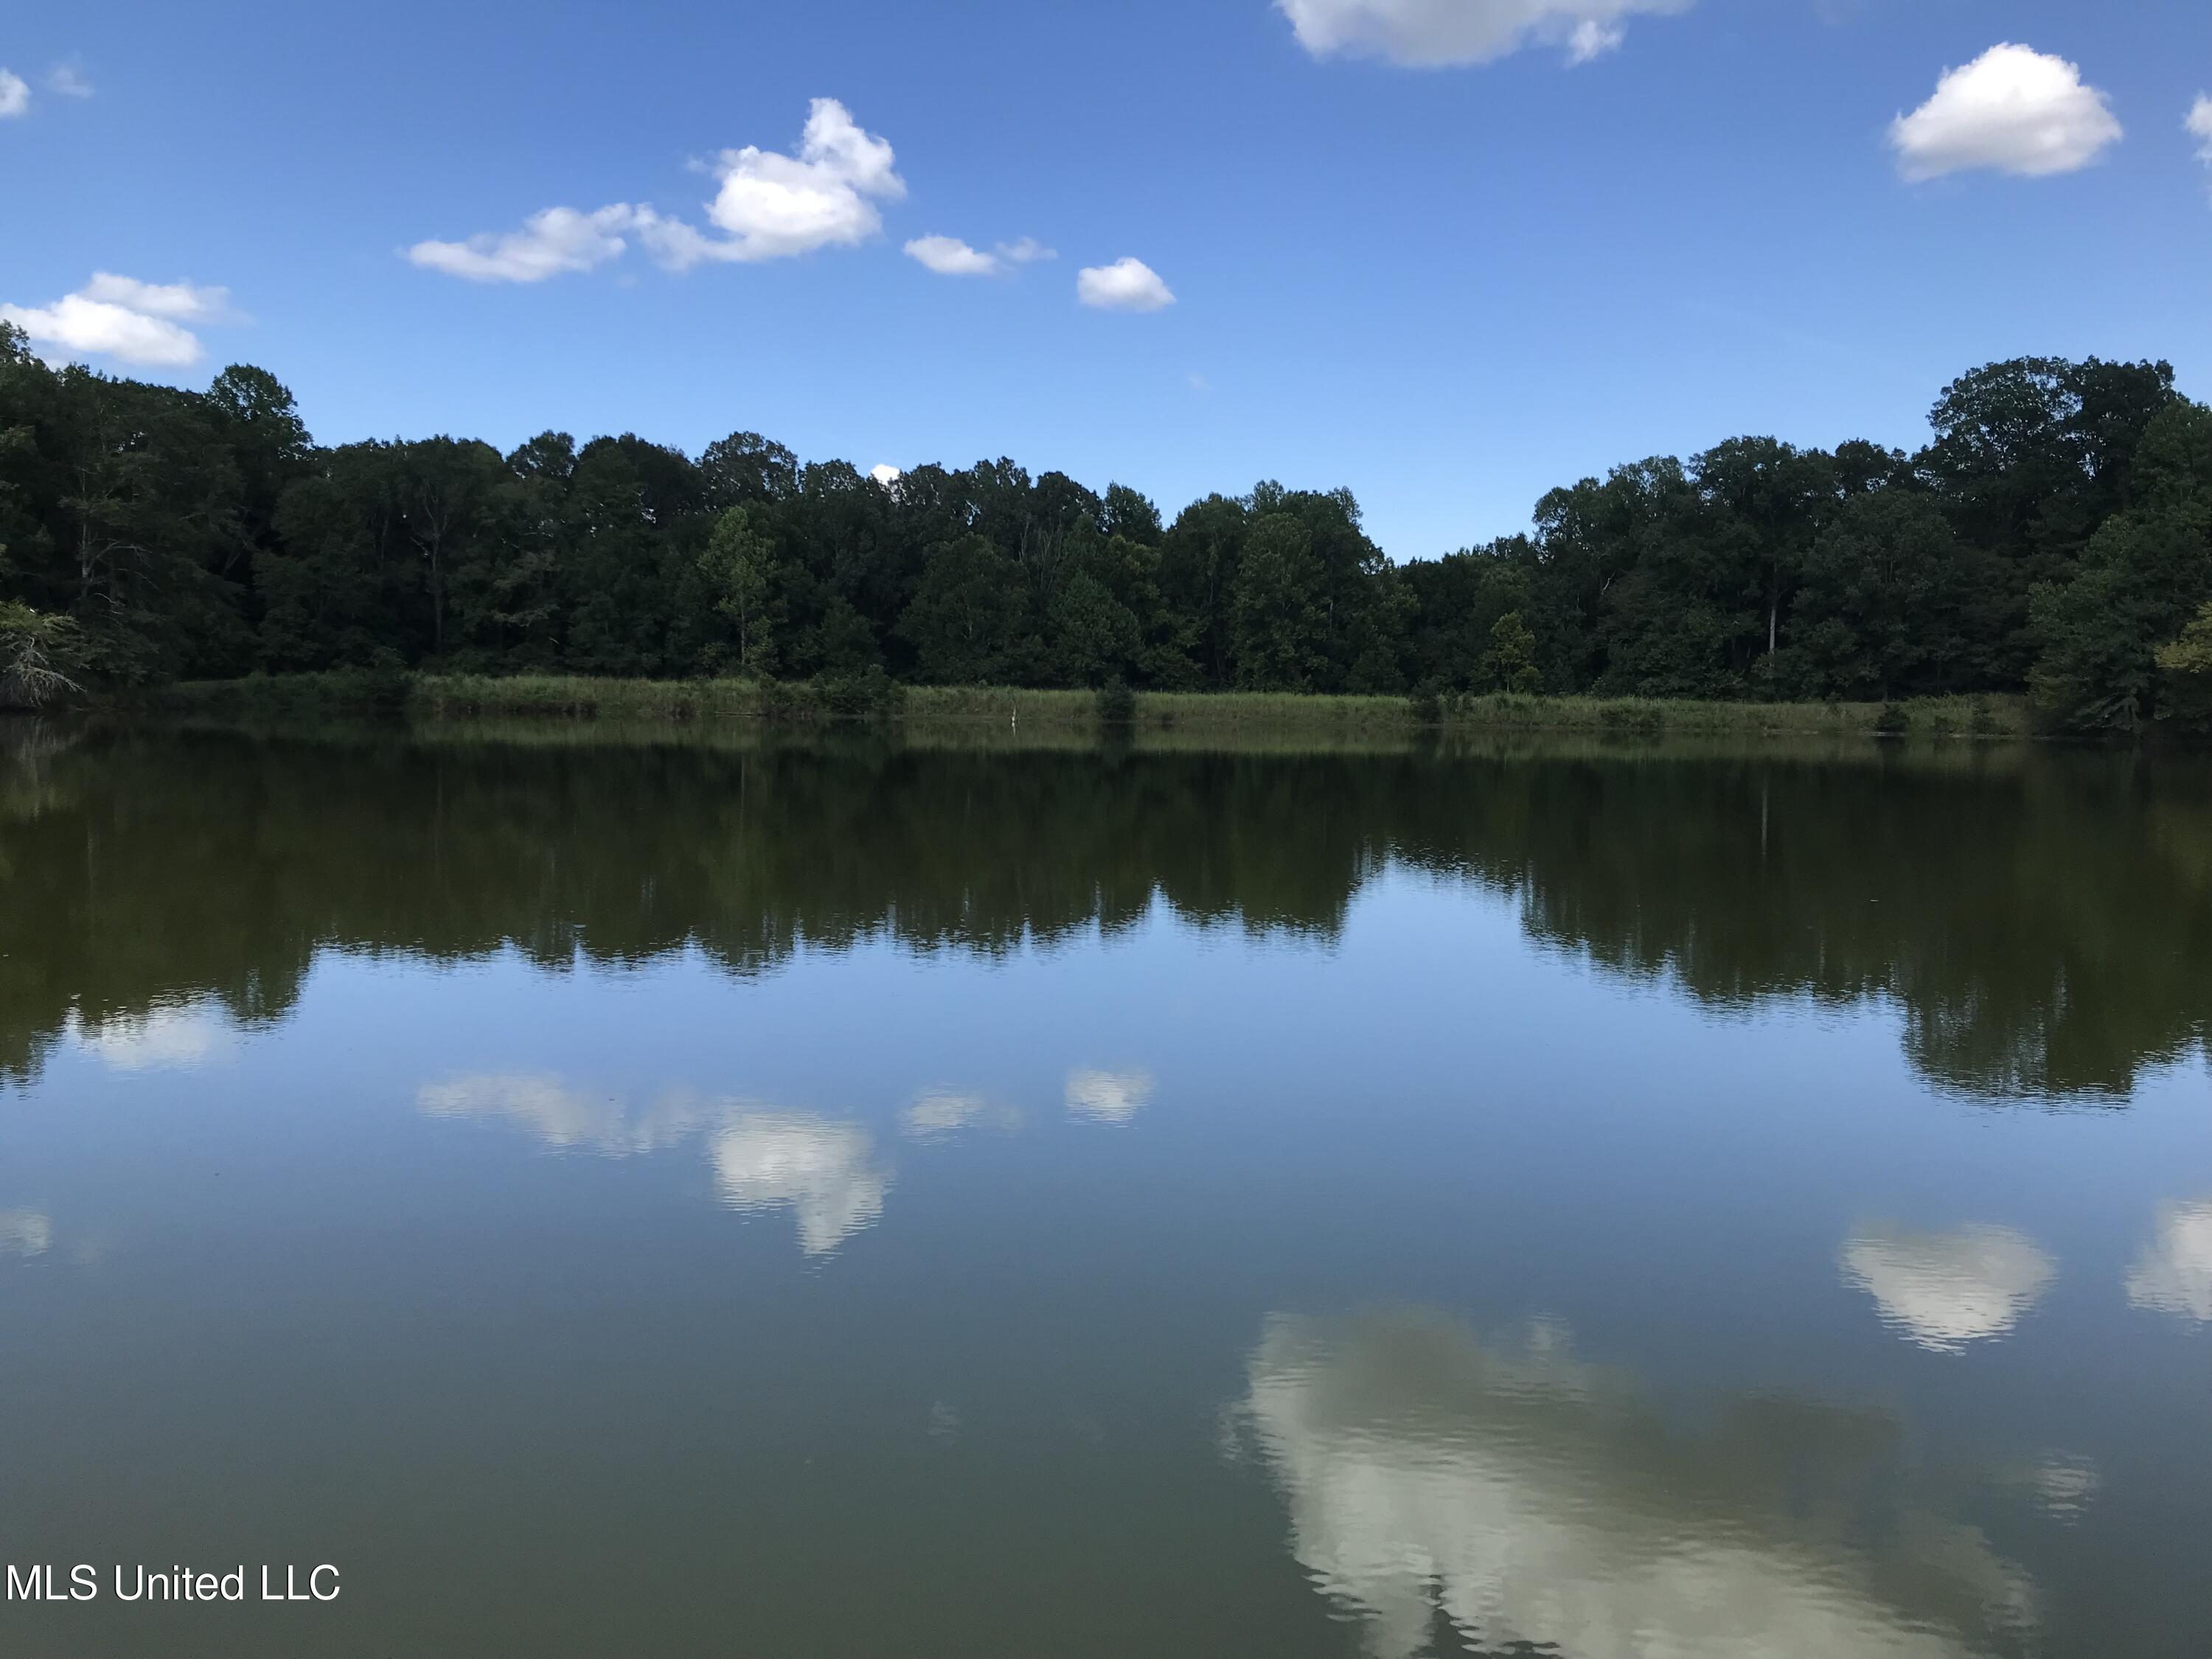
left=150, top=672, right=2031, bottom=741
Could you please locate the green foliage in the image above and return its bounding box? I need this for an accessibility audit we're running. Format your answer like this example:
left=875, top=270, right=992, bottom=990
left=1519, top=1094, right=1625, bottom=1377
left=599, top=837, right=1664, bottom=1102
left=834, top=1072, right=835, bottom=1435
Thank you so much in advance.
left=698, top=504, right=778, bottom=678
left=1231, top=513, right=1330, bottom=690
left=1484, top=611, right=1542, bottom=695
left=1, top=343, right=2206, bottom=730
left=896, top=534, right=1034, bottom=684
left=1095, top=676, right=1136, bottom=727
left=2026, top=404, right=2212, bottom=730
left=2154, top=601, right=2212, bottom=734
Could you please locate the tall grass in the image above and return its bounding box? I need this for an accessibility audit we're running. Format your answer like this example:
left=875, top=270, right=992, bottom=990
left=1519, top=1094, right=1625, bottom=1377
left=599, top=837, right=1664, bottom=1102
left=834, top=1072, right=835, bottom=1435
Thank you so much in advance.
left=151, top=672, right=2033, bottom=742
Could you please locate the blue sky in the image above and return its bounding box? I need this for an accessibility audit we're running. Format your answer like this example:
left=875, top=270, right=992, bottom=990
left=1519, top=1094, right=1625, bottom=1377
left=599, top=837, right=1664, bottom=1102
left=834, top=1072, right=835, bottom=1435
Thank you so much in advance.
left=6, top=0, right=2211, bottom=557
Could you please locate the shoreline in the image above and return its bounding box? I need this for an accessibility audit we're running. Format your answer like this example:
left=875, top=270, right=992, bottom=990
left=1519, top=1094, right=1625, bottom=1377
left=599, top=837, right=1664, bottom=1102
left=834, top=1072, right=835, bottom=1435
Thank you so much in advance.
left=127, top=673, right=2044, bottom=743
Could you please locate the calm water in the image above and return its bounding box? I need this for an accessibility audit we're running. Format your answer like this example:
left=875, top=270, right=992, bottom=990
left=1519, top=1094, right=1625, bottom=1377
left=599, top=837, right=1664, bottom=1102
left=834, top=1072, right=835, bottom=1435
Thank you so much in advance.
left=1, top=723, right=2208, bottom=1658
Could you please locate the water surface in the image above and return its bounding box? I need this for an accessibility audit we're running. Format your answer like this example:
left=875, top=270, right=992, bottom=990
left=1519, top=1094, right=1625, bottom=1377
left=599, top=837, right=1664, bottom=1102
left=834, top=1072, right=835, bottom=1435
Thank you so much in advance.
left=1, top=724, right=2208, bottom=1657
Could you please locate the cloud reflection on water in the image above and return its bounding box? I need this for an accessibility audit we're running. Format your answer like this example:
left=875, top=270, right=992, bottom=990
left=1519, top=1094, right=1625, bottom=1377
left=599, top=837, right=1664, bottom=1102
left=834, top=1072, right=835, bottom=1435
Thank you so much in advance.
left=1065, top=1068, right=1152, bottom=1124
left=2124, top=1197, right=2212, bottom=1324
left=1239, top=1310, right=2036, bottom=1659
left=1838, top=1225, right=2056, bottom=1353
left=65, top=1001, right=236, bottom=1072
left=417, top=1074, right=890, bottom=1256
left=0, top=1208, right=52, bottom=1256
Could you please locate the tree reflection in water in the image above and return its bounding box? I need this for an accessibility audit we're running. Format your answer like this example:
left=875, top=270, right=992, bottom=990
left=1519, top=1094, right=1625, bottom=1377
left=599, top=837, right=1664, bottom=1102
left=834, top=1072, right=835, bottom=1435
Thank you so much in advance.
left=4, top=724, right=2208, bottom=1107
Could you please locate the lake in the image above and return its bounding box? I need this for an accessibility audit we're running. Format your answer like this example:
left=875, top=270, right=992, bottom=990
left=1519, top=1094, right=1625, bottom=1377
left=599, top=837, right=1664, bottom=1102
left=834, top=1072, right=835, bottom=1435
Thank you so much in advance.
left=1, top=722, right=2207, bottom=1658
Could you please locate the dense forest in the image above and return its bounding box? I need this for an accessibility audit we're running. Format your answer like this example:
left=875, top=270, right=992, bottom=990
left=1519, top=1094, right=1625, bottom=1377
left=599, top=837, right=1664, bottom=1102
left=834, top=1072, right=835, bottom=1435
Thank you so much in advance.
left=4, top=319, right=2211, bottom=728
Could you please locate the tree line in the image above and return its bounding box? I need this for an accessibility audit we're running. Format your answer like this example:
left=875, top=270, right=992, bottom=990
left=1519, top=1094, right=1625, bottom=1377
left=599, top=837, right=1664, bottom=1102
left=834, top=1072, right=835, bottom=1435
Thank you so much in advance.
left=4, top=320, right=2210, bottom=728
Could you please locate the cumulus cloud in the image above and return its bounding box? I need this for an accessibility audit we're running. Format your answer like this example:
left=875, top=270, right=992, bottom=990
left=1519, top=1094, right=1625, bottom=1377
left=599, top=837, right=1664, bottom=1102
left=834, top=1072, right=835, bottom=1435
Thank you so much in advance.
left=47, top=62, right=93, bottom=98
left=905, top=234, right=1001, bottom=276
left=2125, top=1197, right=2212, bottom=1323
left=1065, top=1068, right=1153, bottom=1124
left=1891, top=44, right=2121, bottom=181
left=65, top=1001, right=238, bottom=1069
left=2191, top=97, right=2212, bottom=169
left=1567, top=19, right=1624, bottom=63
left=408, top=204, right=638, bottom=284
left=80, top=272, right=236, bottom=322
left=0, top=70, right=27, bottom=118
left=902, top=234, right=1055, bottom=279
left=1278, top=0, right=1688, bottom=67
left=1839, top=1223, right=2055, bottom=1353
left=2, top=274, right=241, bottom=368
left=647, top=97, right=902, bottom=268
left=869, top=463, right=903, bottom=487
left=408, top=100, right=902, bottom=283
left=1239, top=1310, right=2037, bottom=1659
left=1077, top=257, right=1175, bottom=313
left=419, top=1074, right=891, bottom=1256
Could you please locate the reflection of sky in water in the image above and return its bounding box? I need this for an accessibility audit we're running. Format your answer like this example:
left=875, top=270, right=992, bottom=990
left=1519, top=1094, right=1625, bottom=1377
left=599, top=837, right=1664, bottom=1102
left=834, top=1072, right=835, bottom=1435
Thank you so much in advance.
left=419, top=1074, right=890, bottom=1256
left=0, top=1209, right=51, bottom=1256
left=1839, top=1225, right=2056, bottom=1353
left=5, top=845, right=2210, bottom=1655
left=900, top=1091, right=1016, bottom=1139
left=706, top=1113, right=888, bottom=1256
left=2125, top=1197, right=2212, bottom=1323
left=1064, top=1067, right=1152, bottom=1124
left=66, top=1001, right=235, bottom=1071
left=1242, top=1311, right=2036, bottom=1659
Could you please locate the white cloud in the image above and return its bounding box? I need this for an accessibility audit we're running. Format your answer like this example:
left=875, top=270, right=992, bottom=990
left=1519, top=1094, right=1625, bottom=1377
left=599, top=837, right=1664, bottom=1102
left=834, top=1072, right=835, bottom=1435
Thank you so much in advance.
left=2, top=274, right=242, bottom=368
left=998, top=237, right=1056, bottom=263
left=905, top=234, right=1001, bottom=276
left=1077, top=257, right=1175, bottom=313
left=869, top=463, right=903, bottom=487
left=80, top=271, right=235, bottom=322
left=1066, top=1067, right=1153, bottom=1124
left=65, top=1001, right=238, bottom=1069
left=0, top=70, right=29, bottom=119
left=1241, top=1311, right=2037, bottom=1659
left=1891, top=44, right=2121, bottom=182
left=46, top=62, right=93, bottom=98
left=408, top=204, right=638, bottom=284
left=2191, top=96, right=2212, bottom=168
left=408, top=100, right=902, bottom=283
left=649, top=98, right=903, bottom=268
left=2125, top=1197, right=2212, bottom=1323
left=1567, top=19, right=1624, bottom=63
left=1839, top=1223, right=2055, bottom=1353
left=1278, top=0, right=1688, bottom=68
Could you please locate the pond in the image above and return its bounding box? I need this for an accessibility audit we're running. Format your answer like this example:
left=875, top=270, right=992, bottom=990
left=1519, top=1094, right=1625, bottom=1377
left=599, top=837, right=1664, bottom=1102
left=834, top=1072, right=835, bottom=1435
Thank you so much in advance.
left=1, top=723, right=2207, bottom=1657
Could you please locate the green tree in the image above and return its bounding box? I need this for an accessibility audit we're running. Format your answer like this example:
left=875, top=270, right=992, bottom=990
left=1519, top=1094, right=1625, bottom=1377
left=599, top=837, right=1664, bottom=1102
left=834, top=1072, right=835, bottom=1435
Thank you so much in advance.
left=1483, top=610, right=1541, bottom=694
left=1231, top=513, right=1329, bottom=690
left=897, top=534, right=1032, bottom=684
left=698, top=504, right=778, bottom=678
left=2154, top=600, right=2212, bottom=734
left=2028, top=403, right=2212, bottom=730
left=1048, top=569, right=1141, bottom=686
left=1790, top=490, right=1962, bottom=700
